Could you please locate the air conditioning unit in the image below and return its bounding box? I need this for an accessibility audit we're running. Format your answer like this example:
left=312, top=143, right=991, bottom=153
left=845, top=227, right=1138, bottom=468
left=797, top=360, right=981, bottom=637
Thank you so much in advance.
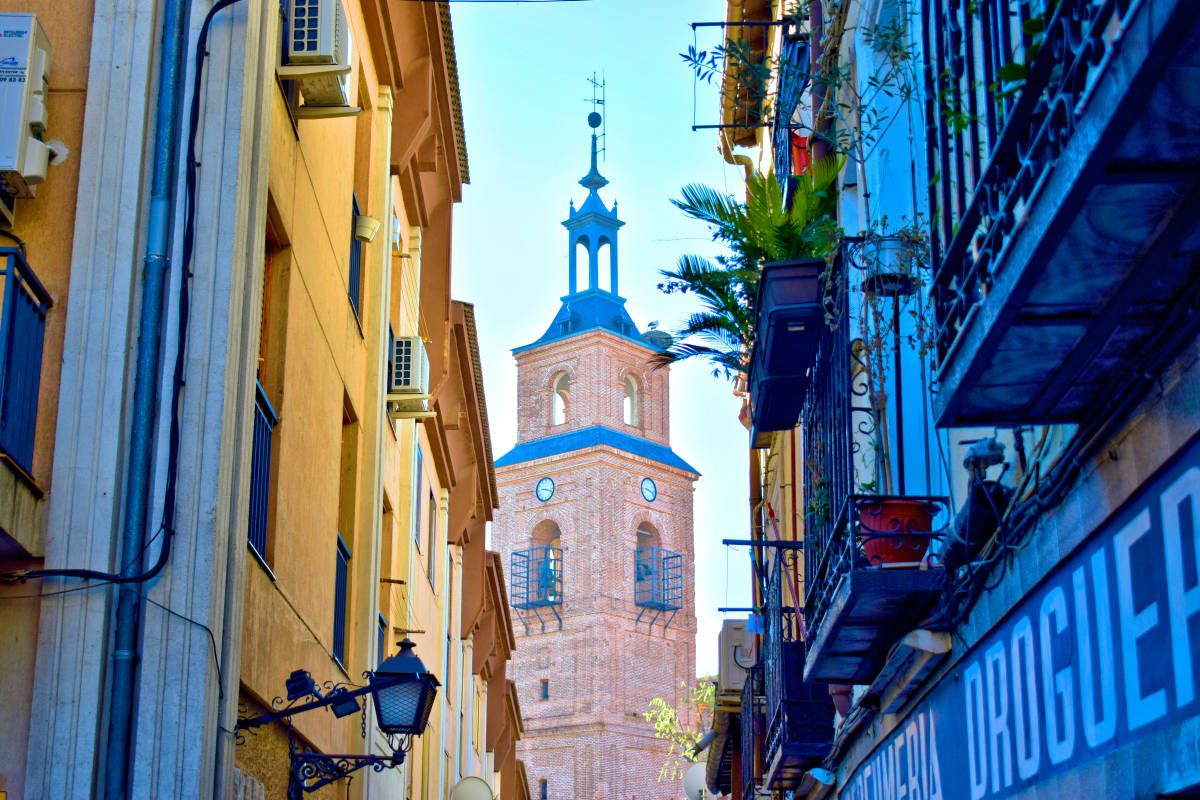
left=281, top=0, right=353, bottom=111
left=387, top=336, right=431, bottom=419
left=0, top=14, right=52, bottom=212
left=717, top=619, right=753, bottom=695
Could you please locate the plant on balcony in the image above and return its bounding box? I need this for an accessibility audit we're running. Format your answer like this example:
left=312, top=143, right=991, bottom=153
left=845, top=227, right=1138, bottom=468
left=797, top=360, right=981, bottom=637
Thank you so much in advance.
left=654, top=163, right=840, bottom=380
left=845, top=217, right=936, bottom=564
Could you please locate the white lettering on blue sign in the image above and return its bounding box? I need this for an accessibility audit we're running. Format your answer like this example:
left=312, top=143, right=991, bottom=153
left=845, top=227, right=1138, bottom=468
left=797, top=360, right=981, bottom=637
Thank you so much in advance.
left=841, top=438, right=1200, bottom=799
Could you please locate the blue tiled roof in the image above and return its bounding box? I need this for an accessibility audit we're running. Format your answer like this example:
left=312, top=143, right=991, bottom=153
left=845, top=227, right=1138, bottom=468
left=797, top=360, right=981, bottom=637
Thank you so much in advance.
left=513, top=289, right=661, bottom=354
left=494, top=425, right=700, bottom=475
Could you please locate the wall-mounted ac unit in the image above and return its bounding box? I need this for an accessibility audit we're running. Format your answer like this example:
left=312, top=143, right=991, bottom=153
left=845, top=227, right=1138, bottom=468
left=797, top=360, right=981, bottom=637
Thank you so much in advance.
left=279, top=0, right=355, bottom=114
left=0, top=13, right=54, bottom=226
left=387, top=336, right=431, bottom=419
left=717, top=619, right=754, bottom=695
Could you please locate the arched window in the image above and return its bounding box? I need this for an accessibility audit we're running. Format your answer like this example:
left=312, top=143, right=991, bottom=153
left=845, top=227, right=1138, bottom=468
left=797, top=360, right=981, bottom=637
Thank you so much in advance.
left=623, top=375, right=640, bottom=426
left=532, top=520, right=562, bottom=603
left=636, top=522, right=660, bottom=551
left=551, top=372, right=570, bottom=426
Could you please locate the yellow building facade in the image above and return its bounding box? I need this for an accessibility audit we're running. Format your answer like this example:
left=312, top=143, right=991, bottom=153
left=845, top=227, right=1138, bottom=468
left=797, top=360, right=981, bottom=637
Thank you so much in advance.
left=0, top=1, right=525, bottom=798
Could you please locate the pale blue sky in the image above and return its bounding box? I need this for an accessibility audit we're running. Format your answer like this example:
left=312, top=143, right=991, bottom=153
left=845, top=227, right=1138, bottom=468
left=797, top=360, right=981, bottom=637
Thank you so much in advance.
left=450, top=0, right=754, bottom=678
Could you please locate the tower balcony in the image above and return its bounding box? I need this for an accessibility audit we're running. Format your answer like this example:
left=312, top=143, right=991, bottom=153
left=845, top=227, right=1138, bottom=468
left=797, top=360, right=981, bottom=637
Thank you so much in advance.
left=510, top=546, right=562, bottom=610
left=634, top=546, right=683, bottom=611
left=761, top=558, right=834, bottom=791
left=0, top=247, right=51, bottom=480
left=924, top=0, right=1200, bottom=426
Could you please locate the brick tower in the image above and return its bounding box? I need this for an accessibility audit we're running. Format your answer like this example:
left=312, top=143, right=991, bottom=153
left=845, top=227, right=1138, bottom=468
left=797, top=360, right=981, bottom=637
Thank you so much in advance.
left=491, top=113, right=699, bottom=799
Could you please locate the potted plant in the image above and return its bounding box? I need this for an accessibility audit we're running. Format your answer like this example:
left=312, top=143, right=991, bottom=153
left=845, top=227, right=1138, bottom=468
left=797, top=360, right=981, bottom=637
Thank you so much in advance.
left=654, top=164, right=841, bottom=445
left=843, top=218, right=937, bottom=565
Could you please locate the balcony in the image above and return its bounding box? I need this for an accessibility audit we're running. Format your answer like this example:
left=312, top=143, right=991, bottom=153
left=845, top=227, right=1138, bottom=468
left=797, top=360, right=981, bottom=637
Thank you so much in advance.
left=801, top=266, right=947, bottom=683
left=247, top=382, right=278, bottom=566
left=634, top=546, right=683, bottom=611
left=924, top=0, right=1200, bottom=426
left=0, top=247, right=51, bottom=479
left=748, top=259, right=826, bottom=446
left=741, top=665, right=764, bottom=800
left=761, top=558, right=834, bottom=790
left=510, top=546, right=562, bottom=610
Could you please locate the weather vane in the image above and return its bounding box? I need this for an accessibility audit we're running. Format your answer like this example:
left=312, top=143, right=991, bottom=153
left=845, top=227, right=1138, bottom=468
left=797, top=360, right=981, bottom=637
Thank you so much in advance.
left=585, top=71, right=606, bottom=161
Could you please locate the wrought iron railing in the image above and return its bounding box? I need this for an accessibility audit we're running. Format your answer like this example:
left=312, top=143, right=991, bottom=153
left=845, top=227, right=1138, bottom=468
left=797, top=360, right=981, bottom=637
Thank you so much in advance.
left=741, top=664, right=763, bottom=800
left=634, top=546, right=683, bottom=610
left=762, top=555, right=800, bottom=765
left=511, top=546, right=563, bottom=609
left=801, top=250, right=861, bottom=593
left=248, top=381, right=278, bottom=563
left=922, top=0, right=1137, bottom=361
left=0, top=248, right=51, bottom=477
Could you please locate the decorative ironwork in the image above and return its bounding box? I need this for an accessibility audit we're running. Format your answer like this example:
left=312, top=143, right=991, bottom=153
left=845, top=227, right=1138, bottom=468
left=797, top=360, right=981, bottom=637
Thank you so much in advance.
left=762, top=554, right=799, bottom=766
left=510, top=545, right=562, bottom=609
left=740, top=664, right=764, bottom=800
left=248, top=381, right=278, bottom=562
left=0, top=248, right=51, bottom=476
left=634, top=546, right=683, bottom=611
left=287, top=735, right=411, bottom=799
left=922, top=0, right=1136, bottom=363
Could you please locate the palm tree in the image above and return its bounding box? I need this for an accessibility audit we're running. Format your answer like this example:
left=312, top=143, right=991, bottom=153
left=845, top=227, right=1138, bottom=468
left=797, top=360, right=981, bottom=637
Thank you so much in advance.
left=654, top=164, right=841, bottom=379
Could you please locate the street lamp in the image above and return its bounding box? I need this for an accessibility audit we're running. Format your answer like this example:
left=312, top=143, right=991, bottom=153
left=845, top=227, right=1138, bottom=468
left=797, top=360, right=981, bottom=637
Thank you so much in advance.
left=236, top=638, right=439, bottom=797
left=371, top=637, right=441, bottom=735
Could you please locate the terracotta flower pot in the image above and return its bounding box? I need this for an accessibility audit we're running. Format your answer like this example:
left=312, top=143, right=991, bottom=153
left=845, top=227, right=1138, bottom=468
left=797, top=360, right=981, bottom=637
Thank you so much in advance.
left=857, top=498, right=934, bottom=566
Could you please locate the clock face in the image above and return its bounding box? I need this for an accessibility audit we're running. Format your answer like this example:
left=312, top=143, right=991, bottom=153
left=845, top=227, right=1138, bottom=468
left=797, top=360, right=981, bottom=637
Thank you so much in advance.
left=641, top=477, right=658, bottom=503
left=535, top=477, right=555, bottom=502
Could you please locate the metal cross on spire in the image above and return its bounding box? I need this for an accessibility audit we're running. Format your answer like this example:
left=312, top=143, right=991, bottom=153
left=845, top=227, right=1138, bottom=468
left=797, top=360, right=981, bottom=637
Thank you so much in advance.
left=584, top=72, right=606, bottom=162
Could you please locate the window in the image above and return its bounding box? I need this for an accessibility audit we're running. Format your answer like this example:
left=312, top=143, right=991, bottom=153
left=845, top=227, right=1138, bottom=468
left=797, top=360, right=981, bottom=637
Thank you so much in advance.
left=377, top=613, right=387, bottom=665
left=427, top=489, right=437, bottom=588
left=623, top=375, right=640, bottom=426
left=551, top=372, right=569, bottom=425
left=539, top=678, right=549, bottom=700
left=412, top=444, right=423, bottom=548
left=348, top=193, right=363, bottom=321
left=539, top=779, right=548, bottom=800
left=333, top=535, right=351, bottom=665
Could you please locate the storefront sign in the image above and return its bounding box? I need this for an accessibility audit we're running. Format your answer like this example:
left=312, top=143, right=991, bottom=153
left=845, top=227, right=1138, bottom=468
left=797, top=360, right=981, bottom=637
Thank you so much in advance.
left=842, top=435, right=1200, bottom=799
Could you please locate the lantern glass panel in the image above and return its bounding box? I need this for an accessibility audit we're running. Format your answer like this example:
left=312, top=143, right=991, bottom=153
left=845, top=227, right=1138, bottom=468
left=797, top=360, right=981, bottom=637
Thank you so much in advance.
left=374, top=676, right=423, bottom=733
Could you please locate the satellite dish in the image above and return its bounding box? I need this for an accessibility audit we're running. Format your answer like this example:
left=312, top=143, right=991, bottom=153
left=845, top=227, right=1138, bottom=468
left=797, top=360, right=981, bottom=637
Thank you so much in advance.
left=450, top=776, right=494, bottom=800
left=682, top=762, right=707, bottom=799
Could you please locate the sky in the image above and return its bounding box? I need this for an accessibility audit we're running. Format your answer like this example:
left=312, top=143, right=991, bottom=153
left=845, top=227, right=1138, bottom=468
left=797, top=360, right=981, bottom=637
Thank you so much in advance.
left=448, top=0, right=755, bottom=678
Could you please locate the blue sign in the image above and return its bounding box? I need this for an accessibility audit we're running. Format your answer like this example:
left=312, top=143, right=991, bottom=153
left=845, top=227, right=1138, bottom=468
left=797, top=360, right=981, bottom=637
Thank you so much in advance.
left=842, top=435, right=1200, bottom=799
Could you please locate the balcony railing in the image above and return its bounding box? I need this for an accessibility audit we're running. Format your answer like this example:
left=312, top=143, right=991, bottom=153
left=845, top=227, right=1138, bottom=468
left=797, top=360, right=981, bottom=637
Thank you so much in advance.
left=247, top=381, right=278, bottom=564
left=801, top=255, right=949, bottom=682
left=762, top=556, right=834, bottom=789
left=0, top=248, right=51, bottom=477
left=511, top=546, right=562, bottom=610
left=634, top=546, right=683, bottom=610
left=740, top=664, right=763, bottom=800
left=923, top=0, right=1200, bottom=424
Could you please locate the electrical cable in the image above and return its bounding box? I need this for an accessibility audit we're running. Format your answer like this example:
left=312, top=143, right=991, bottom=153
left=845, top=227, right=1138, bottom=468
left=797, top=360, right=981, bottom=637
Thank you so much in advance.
left=4, top=0, right=241, bottom=590
left=0, top=229, right=28, bottom=258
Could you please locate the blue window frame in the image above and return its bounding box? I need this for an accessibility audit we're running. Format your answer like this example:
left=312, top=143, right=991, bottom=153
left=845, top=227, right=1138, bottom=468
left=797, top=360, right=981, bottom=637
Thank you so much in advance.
left=540, top=678, right=549, bottom=700
left=377, top=612, right=387, bottom=665
left=247, top=382, right=279, bottom=565
left=348, top=194, right=363, bottom=321
left=333, top=534, right=351, bottom=665
left=539, top=779, right=548, bottom=800
left=427, top=488, right=437, bottom=589
left=0, top=248, right=51, bottom=476
left=412, top=445, right=423, bottom=548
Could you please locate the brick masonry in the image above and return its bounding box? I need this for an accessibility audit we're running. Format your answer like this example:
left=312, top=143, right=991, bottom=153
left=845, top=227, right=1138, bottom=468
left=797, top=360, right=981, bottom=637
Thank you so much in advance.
left=494, top=328, right=698, bottom=799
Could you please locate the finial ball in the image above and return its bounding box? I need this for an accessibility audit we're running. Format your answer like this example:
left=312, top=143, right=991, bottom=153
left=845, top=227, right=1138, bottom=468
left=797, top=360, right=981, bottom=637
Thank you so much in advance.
left=587, top=111, right=602, bottom=129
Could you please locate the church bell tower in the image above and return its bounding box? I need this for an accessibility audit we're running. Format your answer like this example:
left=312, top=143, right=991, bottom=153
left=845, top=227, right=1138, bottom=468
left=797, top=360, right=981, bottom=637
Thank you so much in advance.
left=490, top=113, right=699, bottom=799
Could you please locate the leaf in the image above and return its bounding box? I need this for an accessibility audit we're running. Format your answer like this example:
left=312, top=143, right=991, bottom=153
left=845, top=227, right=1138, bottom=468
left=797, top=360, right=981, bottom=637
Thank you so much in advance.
left=997, top=62, right=1028, bottom=82
left=1022, top=15, right=1045, bottom=36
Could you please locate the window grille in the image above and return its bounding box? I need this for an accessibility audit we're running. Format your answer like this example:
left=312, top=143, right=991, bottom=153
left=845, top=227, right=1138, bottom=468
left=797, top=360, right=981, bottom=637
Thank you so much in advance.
left=333, top=534, right=351, bottom=665
left=348, top=194, right=362, bottom=320
left=247, top=382, right=279, bottom=564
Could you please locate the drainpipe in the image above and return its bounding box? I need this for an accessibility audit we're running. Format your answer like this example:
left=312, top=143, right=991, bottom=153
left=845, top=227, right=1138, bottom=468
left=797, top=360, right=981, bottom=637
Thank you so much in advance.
left=104, top=0, right=193, bottom=796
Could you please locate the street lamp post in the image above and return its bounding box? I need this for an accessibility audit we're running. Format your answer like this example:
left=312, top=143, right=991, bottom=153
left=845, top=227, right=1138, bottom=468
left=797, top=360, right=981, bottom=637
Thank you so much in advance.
left=236, top=638, right=440, bottom=797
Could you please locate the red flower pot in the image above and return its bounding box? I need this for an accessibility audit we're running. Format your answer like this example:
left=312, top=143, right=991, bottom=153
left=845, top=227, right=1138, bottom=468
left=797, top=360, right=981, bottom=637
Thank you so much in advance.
left=857, top=498, right=934, bottom=566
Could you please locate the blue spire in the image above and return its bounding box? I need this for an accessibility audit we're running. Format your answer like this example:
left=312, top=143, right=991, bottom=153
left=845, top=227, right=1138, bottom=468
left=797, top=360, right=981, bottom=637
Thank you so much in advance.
left=564, top=113, right=624, bottom=296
